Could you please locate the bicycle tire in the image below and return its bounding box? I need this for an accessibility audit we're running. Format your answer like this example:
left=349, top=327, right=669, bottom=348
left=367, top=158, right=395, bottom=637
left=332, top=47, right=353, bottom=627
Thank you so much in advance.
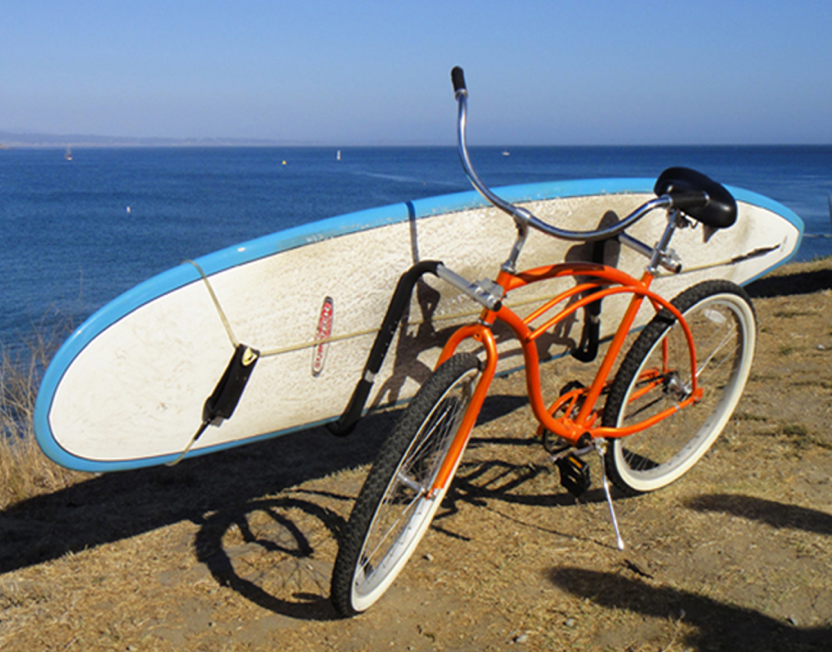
left=602, top=280, right=756, bottom=494
left=331, top=352, right=481, bottom=616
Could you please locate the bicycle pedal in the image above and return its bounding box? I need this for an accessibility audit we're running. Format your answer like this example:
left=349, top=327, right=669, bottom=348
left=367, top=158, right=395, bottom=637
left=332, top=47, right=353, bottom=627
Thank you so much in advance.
left=556, top=453, right=591, bottom=498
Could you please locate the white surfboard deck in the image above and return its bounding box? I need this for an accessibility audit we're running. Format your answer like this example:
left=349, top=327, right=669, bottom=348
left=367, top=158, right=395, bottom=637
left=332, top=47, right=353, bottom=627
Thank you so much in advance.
left=34, top=178, right=803, bottom=472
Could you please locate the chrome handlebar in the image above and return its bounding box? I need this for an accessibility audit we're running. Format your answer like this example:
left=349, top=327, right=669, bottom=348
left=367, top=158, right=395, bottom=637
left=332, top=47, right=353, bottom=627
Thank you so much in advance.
left=452, top=66, right=676, bottom=243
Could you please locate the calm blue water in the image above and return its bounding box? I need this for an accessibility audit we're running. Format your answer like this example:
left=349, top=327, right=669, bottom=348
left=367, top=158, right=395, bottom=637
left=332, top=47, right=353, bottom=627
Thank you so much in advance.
left=1, top=146, right=830, bottom=351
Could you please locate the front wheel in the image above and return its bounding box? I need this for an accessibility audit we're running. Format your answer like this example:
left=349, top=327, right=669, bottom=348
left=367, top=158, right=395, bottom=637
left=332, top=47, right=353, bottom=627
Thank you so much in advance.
left=331, top=353, right=481, bottom=616
left=602, top=280, right=756, bottom=494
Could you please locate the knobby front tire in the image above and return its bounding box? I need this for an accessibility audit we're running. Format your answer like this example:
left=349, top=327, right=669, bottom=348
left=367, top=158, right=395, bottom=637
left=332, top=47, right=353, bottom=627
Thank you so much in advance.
left=331, top=353, right=481, bottom=616
left=602, top=280, right=756, bottom=494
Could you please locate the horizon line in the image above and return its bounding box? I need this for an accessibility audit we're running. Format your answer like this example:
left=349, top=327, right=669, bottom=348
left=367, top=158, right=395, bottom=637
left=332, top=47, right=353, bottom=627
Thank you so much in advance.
left=3, top=140, right=831, bottom=150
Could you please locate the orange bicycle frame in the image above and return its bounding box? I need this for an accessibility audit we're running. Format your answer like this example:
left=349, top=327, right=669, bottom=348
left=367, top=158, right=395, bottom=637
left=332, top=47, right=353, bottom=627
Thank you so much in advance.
left=429, top=261, right=700, bottom=495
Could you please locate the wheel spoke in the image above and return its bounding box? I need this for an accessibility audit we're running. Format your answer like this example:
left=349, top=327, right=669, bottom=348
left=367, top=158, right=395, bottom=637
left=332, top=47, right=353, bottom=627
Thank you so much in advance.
left=694, top=317, right=740, bottom=382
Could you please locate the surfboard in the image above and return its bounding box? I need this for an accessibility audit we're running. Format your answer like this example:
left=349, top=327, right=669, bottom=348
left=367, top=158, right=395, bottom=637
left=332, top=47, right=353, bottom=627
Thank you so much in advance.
left=34, top=178, right=803, bottom=472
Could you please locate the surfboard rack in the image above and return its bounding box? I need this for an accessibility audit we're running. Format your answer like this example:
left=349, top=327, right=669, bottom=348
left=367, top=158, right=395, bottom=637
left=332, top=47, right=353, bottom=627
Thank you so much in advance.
left=328, top=246, right=613, bottom=435
left=203, top=343, right=260, bottom=426
left=167, top=343, right=260, bottom=466
left=570, top=239, right=609, bottom=363
left=328, top=261, right=442, bottom=437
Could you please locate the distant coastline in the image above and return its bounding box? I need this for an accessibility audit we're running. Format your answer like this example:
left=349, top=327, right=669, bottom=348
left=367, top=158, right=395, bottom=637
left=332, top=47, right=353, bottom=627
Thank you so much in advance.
left=0, top=131, right=302, bottom=148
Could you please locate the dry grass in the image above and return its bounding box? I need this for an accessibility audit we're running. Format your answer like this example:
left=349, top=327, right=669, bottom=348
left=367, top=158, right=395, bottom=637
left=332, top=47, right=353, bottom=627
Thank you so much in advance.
left=0, top=325, right=89, bottom=509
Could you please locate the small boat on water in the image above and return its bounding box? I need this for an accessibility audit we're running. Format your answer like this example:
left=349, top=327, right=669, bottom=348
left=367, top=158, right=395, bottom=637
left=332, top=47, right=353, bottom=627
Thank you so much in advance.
left=64, top=148, right=72, bottom=161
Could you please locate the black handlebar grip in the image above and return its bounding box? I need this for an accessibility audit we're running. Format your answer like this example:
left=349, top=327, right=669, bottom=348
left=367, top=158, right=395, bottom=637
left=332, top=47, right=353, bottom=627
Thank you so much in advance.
left=670, top=191, right=709, bottom=212
left=451, top=67, right=466, bottom=93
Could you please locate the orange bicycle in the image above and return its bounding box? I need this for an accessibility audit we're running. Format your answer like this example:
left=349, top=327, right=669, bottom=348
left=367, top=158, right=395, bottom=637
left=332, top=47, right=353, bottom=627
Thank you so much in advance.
left=330, top=68, right=756, bottom=616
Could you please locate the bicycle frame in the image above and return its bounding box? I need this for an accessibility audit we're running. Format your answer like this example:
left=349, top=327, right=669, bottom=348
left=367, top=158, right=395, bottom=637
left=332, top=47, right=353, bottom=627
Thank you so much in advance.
left=329, top=71, right=750, bottom=609
left=428, top=260, right=701, bottom=496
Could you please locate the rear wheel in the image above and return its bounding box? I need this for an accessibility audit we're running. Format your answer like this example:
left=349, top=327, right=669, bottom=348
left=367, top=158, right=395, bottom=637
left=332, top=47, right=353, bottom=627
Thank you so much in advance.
left=331, top=353, right=481, bottom=616
left=602, top=280, right=756, bottom=494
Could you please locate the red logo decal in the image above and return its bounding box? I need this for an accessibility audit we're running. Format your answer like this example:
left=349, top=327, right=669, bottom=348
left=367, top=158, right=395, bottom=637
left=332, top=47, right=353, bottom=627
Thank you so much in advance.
left=312, top=297, right=334, bottom=377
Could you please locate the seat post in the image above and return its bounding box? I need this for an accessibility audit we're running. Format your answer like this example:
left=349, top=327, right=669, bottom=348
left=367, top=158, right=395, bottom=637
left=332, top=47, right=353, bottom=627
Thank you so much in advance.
left=647, top=209, right=686, bottom=276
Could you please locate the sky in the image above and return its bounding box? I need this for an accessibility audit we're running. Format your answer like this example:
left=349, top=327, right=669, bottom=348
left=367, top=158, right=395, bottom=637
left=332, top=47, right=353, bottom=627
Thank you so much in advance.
left=2, top=0, right=831, bottom=145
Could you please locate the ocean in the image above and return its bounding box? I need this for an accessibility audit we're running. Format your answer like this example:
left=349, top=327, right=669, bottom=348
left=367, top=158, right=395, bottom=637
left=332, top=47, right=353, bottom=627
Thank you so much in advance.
left=1, top=145, right=830, bottom=351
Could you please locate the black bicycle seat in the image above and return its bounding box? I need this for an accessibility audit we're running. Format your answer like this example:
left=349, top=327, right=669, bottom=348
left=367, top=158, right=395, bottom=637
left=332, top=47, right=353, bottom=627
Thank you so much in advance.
left=654, top=167, right=737, bottom=229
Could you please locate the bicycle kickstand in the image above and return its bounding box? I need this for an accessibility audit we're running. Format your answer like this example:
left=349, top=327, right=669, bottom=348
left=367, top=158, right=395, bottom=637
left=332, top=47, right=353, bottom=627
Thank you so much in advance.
left=595, top=440, right=625, bottom=551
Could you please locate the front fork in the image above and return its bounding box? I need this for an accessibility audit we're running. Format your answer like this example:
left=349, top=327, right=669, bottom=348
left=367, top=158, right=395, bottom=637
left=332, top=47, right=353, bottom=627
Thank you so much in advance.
left=428, top=323, right=499, bottom=495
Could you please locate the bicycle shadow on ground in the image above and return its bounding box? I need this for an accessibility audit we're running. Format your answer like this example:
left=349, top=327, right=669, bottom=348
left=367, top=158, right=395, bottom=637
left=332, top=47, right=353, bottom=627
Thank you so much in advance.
left=193, top=495, right=347, bottom=621
left=189, top=389, right=633, bottom=622
left=191, top=448, right=595, bottom=623
left=186, top=393, right=558, bottom=621
left=195, top=460, right=590, bottom=623
left=550, top=496, right=832, bottom=651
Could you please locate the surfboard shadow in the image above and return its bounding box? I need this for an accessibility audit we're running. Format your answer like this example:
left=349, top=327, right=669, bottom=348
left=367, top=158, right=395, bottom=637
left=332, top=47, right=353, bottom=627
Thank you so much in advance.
left=745, top=267, right=832, bottom=297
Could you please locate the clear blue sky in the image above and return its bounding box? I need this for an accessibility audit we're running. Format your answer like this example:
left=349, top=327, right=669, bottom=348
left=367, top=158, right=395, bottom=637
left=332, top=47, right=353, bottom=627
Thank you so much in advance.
left=2, top=0, right=831, bottom=145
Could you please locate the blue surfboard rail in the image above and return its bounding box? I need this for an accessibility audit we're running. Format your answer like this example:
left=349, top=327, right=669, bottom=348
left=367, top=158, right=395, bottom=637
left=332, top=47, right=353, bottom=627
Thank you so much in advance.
left=33, top=178, right=804, bottom=473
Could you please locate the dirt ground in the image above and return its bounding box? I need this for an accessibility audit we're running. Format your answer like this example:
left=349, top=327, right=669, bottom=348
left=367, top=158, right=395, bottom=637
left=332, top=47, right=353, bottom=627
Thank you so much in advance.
left=2, top=259, right=832, bottom=652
